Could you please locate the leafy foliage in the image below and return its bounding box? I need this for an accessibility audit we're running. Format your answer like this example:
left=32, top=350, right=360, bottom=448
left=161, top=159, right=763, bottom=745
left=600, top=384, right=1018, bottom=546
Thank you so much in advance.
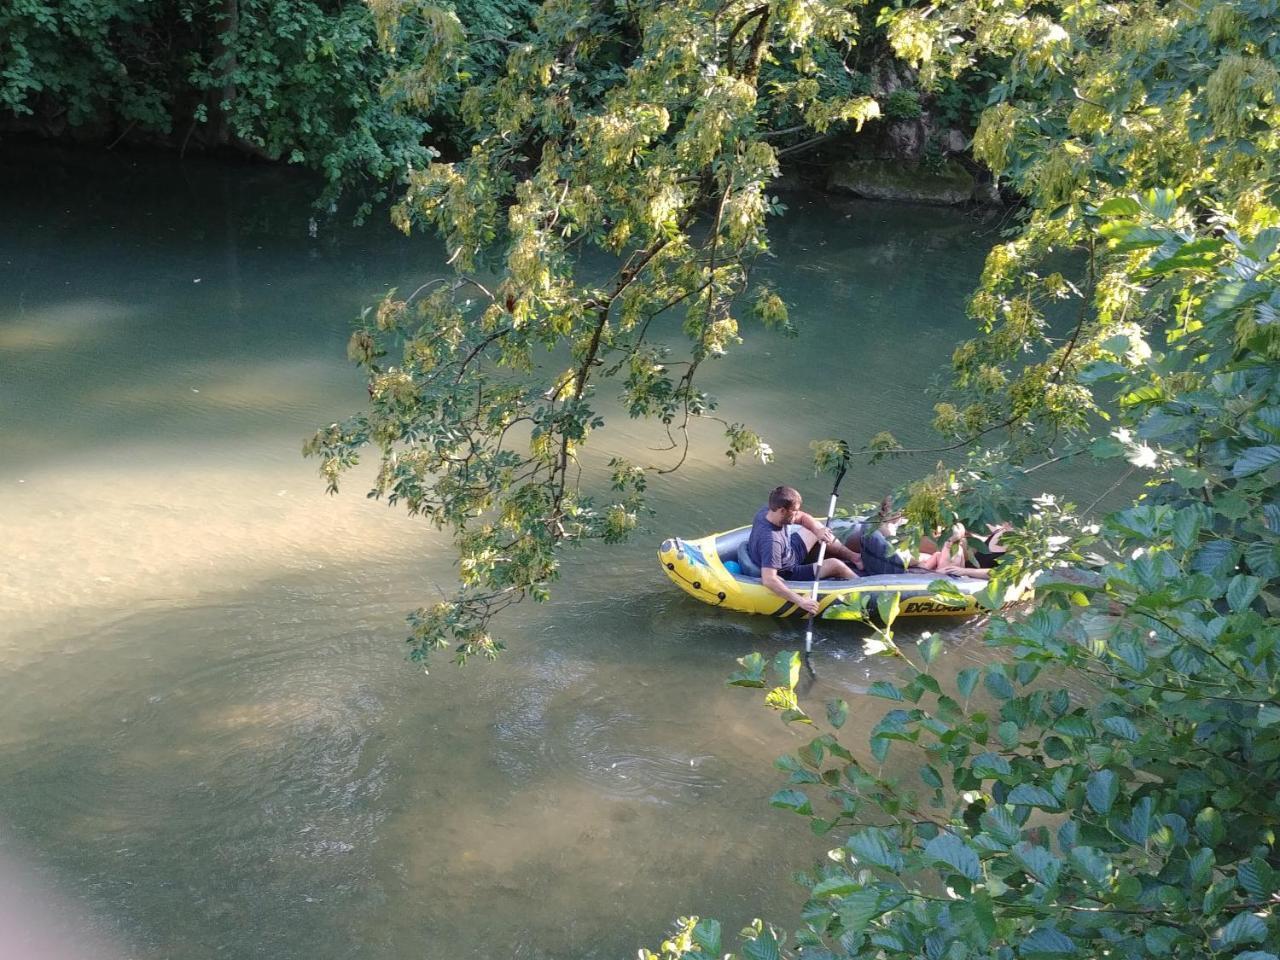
left=881, top=89, right=922, bottom=121
left=0, top=0, right=536, bottom=208
left=307, top=0, right=898, bottom=662
left=0, top=0, right=177, bottom=131
left=187, top=0, right=443, bottom=212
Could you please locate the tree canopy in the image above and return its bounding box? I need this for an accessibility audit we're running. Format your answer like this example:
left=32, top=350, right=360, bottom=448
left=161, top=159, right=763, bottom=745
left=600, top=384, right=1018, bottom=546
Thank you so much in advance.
left=306, top=0, right=907, bottom=661
left=0, top=0, right=537, bottom=209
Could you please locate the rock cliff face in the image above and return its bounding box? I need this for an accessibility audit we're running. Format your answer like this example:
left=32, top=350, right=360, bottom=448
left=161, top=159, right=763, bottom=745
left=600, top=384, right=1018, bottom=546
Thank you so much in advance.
left=827, top=157, right=976, bottom=205
left=822, top=113, right=996, bottom=205
left=815, top=60, right=1000, bottom=206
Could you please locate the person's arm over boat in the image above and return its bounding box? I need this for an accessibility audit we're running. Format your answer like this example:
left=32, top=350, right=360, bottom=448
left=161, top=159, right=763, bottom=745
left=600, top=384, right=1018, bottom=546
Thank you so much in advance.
left=759, top=567, right=821, bottom=615
left=792, top=509, right=838, bottom=547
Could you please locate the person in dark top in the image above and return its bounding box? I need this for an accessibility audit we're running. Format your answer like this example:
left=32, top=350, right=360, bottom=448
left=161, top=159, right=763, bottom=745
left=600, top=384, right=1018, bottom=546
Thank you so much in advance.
left=940, top=522, right=1013, bottom=579
left=842, top=497, right=910, bottom=576
left=747, top=485, right=859, bottom=615
left=972, top=522, right=1012, bottom=567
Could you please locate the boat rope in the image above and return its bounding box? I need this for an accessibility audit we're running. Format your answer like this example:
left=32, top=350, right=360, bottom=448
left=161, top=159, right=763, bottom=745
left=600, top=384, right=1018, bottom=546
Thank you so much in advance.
left=662, top=561, right=728, bottom=605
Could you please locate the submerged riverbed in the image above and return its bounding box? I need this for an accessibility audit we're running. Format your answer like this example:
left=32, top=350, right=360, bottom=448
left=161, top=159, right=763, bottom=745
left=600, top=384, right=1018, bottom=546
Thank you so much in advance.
left=1, top=146, right=1107, bottom=959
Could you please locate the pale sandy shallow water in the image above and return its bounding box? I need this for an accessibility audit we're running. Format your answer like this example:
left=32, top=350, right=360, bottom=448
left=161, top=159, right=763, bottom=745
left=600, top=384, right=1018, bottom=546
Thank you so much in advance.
left=0, top=146, right=1112, bottom=958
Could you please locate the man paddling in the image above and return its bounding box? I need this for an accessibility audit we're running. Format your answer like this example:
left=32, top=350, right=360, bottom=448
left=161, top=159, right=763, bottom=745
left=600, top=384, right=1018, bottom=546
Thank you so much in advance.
left=747, top=485, right=859, bottom=615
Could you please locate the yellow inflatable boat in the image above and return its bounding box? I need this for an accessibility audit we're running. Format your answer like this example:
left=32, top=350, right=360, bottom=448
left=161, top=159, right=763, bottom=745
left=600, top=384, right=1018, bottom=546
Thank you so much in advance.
left=658, top=519, right=1029, bottom=621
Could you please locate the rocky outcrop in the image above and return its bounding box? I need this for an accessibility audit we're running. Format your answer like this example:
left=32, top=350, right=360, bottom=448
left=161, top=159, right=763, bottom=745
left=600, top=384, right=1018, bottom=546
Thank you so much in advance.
left=808, top=56, right=1007, bottom=206
left=826, top=158, right=977, bottom=206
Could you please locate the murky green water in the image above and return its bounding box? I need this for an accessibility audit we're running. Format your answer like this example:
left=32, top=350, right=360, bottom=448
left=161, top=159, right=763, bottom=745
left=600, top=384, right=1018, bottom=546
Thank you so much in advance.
left=0, top=146, right=1109, bottom=959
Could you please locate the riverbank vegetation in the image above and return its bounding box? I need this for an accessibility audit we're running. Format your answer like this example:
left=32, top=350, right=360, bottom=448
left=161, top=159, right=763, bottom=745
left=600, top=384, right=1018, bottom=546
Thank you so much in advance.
left=1, top=0, right=987, bottom=207
left=0, top=0, right=536, bottom=208
left=293, top=0, right=1280, bottom=956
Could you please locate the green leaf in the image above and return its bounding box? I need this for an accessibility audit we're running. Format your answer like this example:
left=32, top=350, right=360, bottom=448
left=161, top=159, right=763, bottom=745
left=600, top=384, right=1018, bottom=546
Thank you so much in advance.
left=869, top=681, right=904, bottom=701
left=870, top=734, right=890, bottom=763
left=1095, top=196, right=1141, bottom=217
left=1085, top=770, right=1119, bottom=814
left=1192, top=540, right=1238, bottom=578
left=1189, top=847, right=1215, bottom=888
left=998, top=720, right=1020, bottom=747
left=1137, top=236, right=1222, bottom=277
left=1204, top=877, right=1235, bottom=915
left=1141, top=187, right=1179, bottom=219
left=1234, top=445, right=1280, bottom=478
left=1090, top=435, right=1125, bottom=458
left=1195, top=807, right=1225, bottom=845
left=1218, top=913, right=1267, bottom=948
left=811, top=876, right=861, bottom=899
left=1228, top=574, right=1262, bottom=612
left=742, top=927, right=782, bottom=960
left=1100, top=221, right=1166, bottom=251
left=1173, top=508, right=1202, bottom=550
left=919, top=635, right=944, bottom=664
left=1246, top=542, right=1280, bottom=579
left=1143, top=927, right=1179, bottom=956
left=1120, top=796, right=1155, bottom=845
left=847, top=827, right=905, bottom=872
left=1205, top=279, right=1267, bottom=321
left=972, top=751, right=1013, bottom=777
left=837, top=888, right=883, bottom=933
left=984, top=668, right=1015, bottom=700
left=1101, top=716, right=1140, bottom=741
left=1069, top=846, right=1111, bottom=884
left=1007, top=784, right=1061, bottom=809
left=774, top=650, right=801, bottom=689
left=693, top=919, right=722, bottom=955
left=770, top=789, right=812, bottom=816
left=883, top=592, right=901, bottom=629
left=1020, top=927, right=1077, bottom=957
left=728, top=652, right=767, bottom=687
left=799, top=738, right=825, bottom=769
left=1266, top=505, right=1280, bottom=533
left=1053, top=714, right=1094, bottom=738
left=827, top=698, right=849, bottom=729
left=981, top=805, right=1023, bottom=845
left=1015, top=843, right=1062, bottom=886
left=957, top=667, right=981, bottom=699
left=923, top=832, right=981, bottom=881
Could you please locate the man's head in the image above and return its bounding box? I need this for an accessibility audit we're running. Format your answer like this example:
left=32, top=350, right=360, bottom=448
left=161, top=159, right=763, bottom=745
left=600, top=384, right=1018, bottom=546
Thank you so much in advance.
left=767, top=485, right=802, bottom=521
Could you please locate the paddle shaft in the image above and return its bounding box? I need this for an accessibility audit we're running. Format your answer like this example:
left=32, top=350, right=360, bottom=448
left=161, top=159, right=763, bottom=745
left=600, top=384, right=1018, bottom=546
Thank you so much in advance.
left=805, top=460, right=848, bottom=653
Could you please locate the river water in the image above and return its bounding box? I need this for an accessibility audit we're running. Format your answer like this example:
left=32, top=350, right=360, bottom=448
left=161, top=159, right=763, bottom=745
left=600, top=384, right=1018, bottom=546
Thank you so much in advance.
left=0, top=147, right=1106, bottom=959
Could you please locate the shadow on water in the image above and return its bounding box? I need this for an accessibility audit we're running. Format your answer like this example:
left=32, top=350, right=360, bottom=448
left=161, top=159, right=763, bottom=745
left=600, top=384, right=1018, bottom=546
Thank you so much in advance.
left=0, top=147, right=431, bottom=473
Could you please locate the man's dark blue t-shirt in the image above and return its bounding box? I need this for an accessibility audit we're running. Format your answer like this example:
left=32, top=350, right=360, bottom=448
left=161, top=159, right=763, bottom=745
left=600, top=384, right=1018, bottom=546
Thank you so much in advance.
left=746, top=507, right=820, bottom=581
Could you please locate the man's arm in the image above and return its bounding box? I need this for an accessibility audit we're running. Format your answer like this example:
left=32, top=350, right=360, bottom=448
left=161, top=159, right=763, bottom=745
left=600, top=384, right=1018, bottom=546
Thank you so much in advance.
left=760, top=567, right=819, bottom=614
left=943, top=565, right=991, bottom=580
left=794, top=511, right=835, bottom=543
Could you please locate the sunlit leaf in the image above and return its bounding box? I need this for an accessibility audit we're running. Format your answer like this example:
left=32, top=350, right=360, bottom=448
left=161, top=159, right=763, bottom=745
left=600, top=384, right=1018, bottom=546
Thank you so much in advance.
left=923, top=832, right=981, bottom=881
